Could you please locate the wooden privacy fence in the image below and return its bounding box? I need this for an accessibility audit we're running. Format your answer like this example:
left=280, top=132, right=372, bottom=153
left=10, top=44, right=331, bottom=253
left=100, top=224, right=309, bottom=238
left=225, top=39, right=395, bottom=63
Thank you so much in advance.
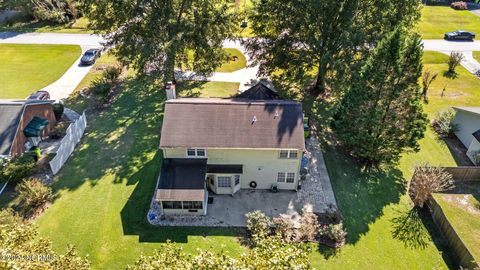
left=443, top=167, right=480, bottom=182
left=49, top=112, right=87, bottom=175
left=424, top=166, right=480, bottom=269
left=428, top=197, right=479, bottom=270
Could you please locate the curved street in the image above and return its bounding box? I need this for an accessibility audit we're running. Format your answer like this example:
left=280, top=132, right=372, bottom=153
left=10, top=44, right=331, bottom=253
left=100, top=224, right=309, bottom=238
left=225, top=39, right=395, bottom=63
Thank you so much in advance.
left=2, top=32, right=480, bottom=100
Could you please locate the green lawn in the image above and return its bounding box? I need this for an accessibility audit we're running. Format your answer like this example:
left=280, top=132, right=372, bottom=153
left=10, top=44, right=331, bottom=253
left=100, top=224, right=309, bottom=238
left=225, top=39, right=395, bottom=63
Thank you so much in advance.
left=218, top=48, right=247, bottom=72
left=473, top=51, right=480, bottom=63
left=418, top=6, right=480, bottom=39
left=0, top=16, right=93, bottom=33
left=33, top=78, right=245, bottom=269
left=64, top=52, right=121, bottom=113
left=0, top=44, right=81, bottom=99
left=422, top=52, right=480, bottom=116
left=186, top=48, right=247, bottom=73
left=21, top=51, right=476, bottom=269
left=177, top=81, right=239, bottom=97
left=433, top=192, right=480, bottom=263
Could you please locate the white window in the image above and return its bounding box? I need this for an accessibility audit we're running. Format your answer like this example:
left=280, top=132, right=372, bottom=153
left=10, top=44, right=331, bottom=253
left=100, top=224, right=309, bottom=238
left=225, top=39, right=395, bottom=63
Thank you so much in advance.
left=279, top=150, right=298, bottom=159
left=279, top=150, right=289, bottom=158
left=277, top=172, right=286, bottom=183
left=277, top=172, right=295, bottom=183
left=187, top=148, right=196, bottom=157
left=217, top=176, right=232, bottom=188
left=286, top=173, right=295, bottom=183
left=186, top=148, right=206, bottom=157
left=196, top=149, right=206, bottom=157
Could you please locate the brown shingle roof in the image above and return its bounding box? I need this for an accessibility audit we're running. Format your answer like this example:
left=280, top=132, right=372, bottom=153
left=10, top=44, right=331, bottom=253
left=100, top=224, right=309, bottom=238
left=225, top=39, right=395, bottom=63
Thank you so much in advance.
left=159, top=98, right=305, bottom=149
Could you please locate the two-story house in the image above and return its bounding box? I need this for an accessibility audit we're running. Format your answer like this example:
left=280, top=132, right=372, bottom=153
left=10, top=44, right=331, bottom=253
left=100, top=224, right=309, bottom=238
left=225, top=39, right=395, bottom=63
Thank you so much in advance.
left=156, top=84, right=305, bottom=215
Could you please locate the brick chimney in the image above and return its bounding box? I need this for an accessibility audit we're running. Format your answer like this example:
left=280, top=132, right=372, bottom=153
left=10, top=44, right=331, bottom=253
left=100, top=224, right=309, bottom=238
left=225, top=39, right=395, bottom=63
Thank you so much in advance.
left=165, top=81, right=176, bottom=100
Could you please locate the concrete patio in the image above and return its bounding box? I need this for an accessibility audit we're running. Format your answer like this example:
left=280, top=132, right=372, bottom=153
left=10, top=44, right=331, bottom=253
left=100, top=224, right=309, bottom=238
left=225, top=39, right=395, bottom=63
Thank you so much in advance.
left=148, top=135, right=338, bottom=227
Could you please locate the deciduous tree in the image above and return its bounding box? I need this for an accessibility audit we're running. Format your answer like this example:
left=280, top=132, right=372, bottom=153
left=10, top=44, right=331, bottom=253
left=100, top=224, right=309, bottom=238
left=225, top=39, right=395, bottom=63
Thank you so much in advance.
left=243, top=0, right=420, bottom=95
left=333, top=28, right=427, bottom=168
left=80, top=0, right=238, bottom=82
left=0, top=208, right=90, bottom=270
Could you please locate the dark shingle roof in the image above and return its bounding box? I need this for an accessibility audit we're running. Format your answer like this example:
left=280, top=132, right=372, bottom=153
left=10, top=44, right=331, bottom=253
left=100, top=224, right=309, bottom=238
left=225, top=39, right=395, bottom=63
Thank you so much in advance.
left=158, top=158, right=207, bottom=190
left=159, top=99, right=305, bottom=149
left=0, top=100, right=52, bottom=156
left=235, top=82, right=279, bottom=100
left=0, top=103, right=24, bottom=156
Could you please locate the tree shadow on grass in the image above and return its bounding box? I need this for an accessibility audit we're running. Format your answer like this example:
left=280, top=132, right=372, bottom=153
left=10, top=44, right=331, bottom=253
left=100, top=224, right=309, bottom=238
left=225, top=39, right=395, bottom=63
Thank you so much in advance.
left=391, top=207, right=430, bottom=249
left=50, top=74, right=165, bottom=194
left=443, top=71, right=458, bottom=79
left=120, top=151, right=244, bottom=243
left=321, top=145, right=406, bottom=245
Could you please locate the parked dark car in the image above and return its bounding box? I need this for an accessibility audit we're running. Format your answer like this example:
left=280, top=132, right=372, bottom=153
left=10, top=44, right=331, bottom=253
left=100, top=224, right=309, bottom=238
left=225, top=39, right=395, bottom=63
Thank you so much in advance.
left=26, top=90, right=50, bottom=100
left=80, top=48, right=102, bottom=65
left=444, top=30, right=475, bottom=41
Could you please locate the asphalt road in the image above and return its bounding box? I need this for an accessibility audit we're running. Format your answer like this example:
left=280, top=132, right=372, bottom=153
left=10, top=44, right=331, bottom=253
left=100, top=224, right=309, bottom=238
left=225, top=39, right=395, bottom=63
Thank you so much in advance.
left=2, top=32, right=480, bottom=99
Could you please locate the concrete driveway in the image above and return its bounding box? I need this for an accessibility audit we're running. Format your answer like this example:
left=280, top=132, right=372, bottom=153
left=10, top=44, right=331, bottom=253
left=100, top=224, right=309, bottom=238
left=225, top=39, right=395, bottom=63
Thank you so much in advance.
left=44, top=49, right=98, bottom=100
left=0, top=32, right=105, bottom=101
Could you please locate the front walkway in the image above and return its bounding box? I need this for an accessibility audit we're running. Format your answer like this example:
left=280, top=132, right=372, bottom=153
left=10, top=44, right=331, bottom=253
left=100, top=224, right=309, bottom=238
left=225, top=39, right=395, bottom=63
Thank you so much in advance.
left=148, top=135, right=338, bottom=227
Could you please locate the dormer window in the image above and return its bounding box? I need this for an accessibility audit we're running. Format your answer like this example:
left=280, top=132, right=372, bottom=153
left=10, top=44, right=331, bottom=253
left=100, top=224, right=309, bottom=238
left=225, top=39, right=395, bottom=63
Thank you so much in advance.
left=186, top=148, right=206, bottom=158
left=279, top=150, right=298, bottom=159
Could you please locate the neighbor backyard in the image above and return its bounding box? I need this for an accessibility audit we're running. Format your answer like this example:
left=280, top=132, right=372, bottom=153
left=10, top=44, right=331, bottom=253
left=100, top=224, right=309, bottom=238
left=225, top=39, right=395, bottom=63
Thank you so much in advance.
left=0, top=44, right=81, bottom=99
left=418, top=6, right=480, bottom=39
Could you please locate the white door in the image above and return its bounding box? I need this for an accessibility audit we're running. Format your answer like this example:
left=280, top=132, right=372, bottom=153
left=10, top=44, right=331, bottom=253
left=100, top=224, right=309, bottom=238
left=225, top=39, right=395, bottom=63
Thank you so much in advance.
left=232, top=175, right=241, bottom=194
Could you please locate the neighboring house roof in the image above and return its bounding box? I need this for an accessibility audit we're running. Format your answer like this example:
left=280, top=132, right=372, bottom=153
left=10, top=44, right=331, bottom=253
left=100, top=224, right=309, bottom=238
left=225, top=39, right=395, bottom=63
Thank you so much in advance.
left=0, top=100, right=52, bottom=156
left=160, top=98, right=305, bottom=149
left=473, top=129, right=480, bottom=142
left=453, top=106, right=480, bottom=116
left=235, top=82, right=279, bottom=100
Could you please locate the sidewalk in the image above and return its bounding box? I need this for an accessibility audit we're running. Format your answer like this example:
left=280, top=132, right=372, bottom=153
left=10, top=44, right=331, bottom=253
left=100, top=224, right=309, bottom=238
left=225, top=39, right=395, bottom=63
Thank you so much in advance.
left=44, top=45, right=97, bottom=100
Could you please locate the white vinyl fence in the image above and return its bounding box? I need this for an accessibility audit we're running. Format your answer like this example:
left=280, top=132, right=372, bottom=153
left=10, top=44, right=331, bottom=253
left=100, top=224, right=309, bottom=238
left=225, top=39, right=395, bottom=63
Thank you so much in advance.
left=49, top=112, right=87, bottom=175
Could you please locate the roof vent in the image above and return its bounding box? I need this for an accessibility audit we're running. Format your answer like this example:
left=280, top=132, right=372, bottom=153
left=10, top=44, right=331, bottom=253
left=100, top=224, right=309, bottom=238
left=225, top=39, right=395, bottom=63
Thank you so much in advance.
left=252, top=115, right=257, bottom=124
left=274, top=111, right=279, bottom=119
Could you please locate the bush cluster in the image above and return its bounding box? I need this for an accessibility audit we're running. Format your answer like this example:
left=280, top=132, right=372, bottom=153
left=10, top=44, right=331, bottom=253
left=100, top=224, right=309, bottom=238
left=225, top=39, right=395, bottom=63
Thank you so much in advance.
left=450, top=1, right=468, bottom=10
left=318, top=222, right=347, bottom=245
left=16, top=178, right=54, bottom=217
left=0, top=155, right=36, bottom=183
left=52, top=103, right=65, bottom=121
left=246, top=208, right=347, bottom=248
left=432, top=109, right=459, bottom=137
left=91, top=66, right=122, bottom=100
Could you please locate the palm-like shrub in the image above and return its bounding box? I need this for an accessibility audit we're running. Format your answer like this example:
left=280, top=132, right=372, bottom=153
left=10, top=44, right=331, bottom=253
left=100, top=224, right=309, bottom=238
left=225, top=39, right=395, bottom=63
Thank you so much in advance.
left=16, top=178, right=54, bottom=216
left=409, top=164, right=454, bottom=208
left=447, top=51, right=464, bottom=74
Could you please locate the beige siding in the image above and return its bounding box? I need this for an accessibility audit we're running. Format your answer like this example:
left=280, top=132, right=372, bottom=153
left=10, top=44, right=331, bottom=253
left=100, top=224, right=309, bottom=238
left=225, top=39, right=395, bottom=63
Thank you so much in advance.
left=163, top=147, right=302, bottom=190
left=453, top=109, right=480, bottom=148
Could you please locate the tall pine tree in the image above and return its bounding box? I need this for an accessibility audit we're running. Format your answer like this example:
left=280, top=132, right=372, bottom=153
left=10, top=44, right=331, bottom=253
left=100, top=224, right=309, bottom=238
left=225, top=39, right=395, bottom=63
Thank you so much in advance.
left=333, top=28, right=427, bottom=168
